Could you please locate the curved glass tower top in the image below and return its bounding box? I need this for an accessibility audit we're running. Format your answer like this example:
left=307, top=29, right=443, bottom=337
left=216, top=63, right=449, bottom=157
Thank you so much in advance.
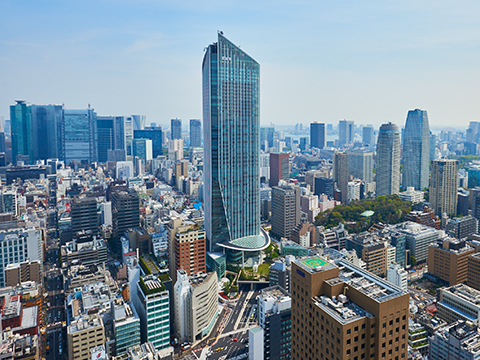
left=203, top=32, right=261, bottom=251
left=403, top=109, right=430, bottom=190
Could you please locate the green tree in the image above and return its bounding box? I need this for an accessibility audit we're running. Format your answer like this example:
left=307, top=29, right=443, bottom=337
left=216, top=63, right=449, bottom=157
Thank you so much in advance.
left=410, top=256, right=417, bottom=267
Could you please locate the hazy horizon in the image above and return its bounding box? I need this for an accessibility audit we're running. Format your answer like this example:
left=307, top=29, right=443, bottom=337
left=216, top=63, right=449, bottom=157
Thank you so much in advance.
left=2, top=1, right=480, bottom=130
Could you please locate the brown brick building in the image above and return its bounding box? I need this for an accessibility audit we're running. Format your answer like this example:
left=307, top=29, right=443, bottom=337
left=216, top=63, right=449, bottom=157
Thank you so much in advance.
left=467, top=253, right=480, bottom=291
left=291, top=256, right=409, bottom=360
left=269, top=153, right=290, bottom=188
left=427, top=238, right=475, bottom=286
left=168, top=217, right=206, bottom=283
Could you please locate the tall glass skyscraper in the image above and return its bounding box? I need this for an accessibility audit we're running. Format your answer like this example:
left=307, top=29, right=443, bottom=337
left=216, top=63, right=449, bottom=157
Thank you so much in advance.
left=310, top=122, right=325, bottom=149
left=402, top=109, right=430, bottom=190
left=376, top=122, right=401, bottom=196
left=189, top=119, right=202, bottom=148
left=171, top=118, right=182, bottom=140
left=203, top=33, right=268, bottom=253
left=63, top=109, right=97, bottom=164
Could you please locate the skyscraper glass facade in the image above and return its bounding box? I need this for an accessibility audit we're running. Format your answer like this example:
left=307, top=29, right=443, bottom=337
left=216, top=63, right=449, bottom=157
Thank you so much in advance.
left=134, top=128, right=163, bottom=158
left=376, top=122, right=400, bottom=196
left=63, top=109, right=97, bottom=164
left=189, top=119, right=202, bottom=147
left=403, top=109, right=430, bottom=190
left=203, top=33, right=260, bottom=251
left=310, top=122, right=325, bottom=149
left=97, top=116, right=115, bottom=163
left=10, top=100, right=33, bottom=163
left=171, top=118, right=182, bottom=140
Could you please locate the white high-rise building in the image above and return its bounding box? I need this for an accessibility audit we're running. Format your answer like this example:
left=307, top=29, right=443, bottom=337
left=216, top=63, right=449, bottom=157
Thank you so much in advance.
left=168, top=139, right=183, bottom=161
left=173, top=270, right=218, bottom=343
left=0, top=228, right=43, bottom=287
left=386, top=263, right=408, bottom=291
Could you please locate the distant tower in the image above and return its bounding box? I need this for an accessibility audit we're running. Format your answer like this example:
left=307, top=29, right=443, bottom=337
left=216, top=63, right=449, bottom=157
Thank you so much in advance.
left=338, top=120, right=354, bottom=147
left=362, top=125, right=374, bottom=145
left=171, top=118, right=182, bottom=140
left=402, top=109, right=430, bottom=190
left=430, top=159, right=459, bottom=216
left=310, top=122, right=325, bottom=149
left=333, top=152, right=349, bottom=203
left=189, top=119, right=202, bottom=147
left=376, top=123, right=401, bottom=196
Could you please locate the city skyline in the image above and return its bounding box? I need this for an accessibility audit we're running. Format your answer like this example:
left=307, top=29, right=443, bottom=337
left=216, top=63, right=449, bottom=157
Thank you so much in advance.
left=2, top=1, right=480, bottom=128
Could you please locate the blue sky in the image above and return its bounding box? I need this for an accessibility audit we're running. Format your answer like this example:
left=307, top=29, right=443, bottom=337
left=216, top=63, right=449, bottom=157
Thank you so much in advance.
left=1, top=0, right=480, bottom=129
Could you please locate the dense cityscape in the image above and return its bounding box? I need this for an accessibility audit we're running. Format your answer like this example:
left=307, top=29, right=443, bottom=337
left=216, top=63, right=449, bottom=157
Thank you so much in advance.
left=2, top=29, right=480, bottom=360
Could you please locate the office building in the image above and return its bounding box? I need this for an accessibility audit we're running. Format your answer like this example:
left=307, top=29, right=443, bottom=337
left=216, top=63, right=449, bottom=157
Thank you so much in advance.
left=473, top=188, right=480, bottom=221
left=0, top=189, right=18, bottom=215
left=250, top=286, right=291, bottom=360
left=0, top=228, right=43, bottom=287
left=116, top=161, right=134, bottom=180
left=71, top=192, right=98, bottom=235
left=114, top=116, right=134, bottom=157
left=314, top=176, right=335, bottom=198
left=269, top=258, right=292, bottom=293
left=362, top=125, right=374, bottom=145
left=429, top=320, right=480, bottom=360
left=271, top=184, right=301, bottom=240
left=468, top=253, right=480, bottom=291
left=446, top=216, right=478, bottom=239
left=376, top=122, right=401, bottom=196
left=259, top=152, right=270, bottom=183
left=402, top=109, right=430, bottom=190
left=310, top=122, right=325, bottom=149
left=133, top=138, right=153, bottom=161
left=97, top=116, right=115, bottom=163
left=168, top=139, right=183, bottom=161
left=171, top=118, right=182, bottom=140
left=338, top=119, right=354, bottom=146
left=63, top=108, right=98, bottom=164
left=189, top=119, right=201, bottom=148
left=458, top=188, right=469, bottom=216
left=437, top=284, right=480, bottom=326
left=113, top=299, right=141, bottom=356
left=4, top=260, right=41, bottom=287
left=269, top=153, right=289, bottom=187
left=203, top=32, right=268, bottom=254
left=362, top=241, right=389, bottom=277
left=134, top=127, right=163, bottom=158
left=123, top=228, right=152, bottom=256
left=386, top=263, right=408, bottom=291
left=391, top=221, right=439, bottom=263
left=167, top=217, right=206, bottom=284
left=299, top=137, right=308, bottom=151
left=173, top=270, right=218, bottom=343
left=112, top=189, right=140, bottom=240
left=61, top=232, right=107, bottom=267
left=430, top=159, right=459, bottom=216
left=291, top=256, right=409, bottom=360
left=30, top=104, right=63, bottom=161
left=388, top=233, right=407, bottom=268
left=132, top=115, right=146, bottom=131
left=10, top=100, right=33, bottom=163
left=428, top=238, right=475, bottom=286
left=468, top=166, right=480, bottom=189
left=134, top=274, right=171, bottom=350
left=67, top=314, right=105, bottom=360
left=347, top=150, right=373, bottom=183
left=333, top=152, right=349, bottom=203
left=398, top=187, right=424, bottom=204
left=260, top=127, right=275, bottom=149
left=5, top=164, right=49, bottom=185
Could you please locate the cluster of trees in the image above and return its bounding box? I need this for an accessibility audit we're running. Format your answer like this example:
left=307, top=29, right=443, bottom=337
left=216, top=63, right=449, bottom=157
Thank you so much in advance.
left=315, top=195, right=412, bottom=233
